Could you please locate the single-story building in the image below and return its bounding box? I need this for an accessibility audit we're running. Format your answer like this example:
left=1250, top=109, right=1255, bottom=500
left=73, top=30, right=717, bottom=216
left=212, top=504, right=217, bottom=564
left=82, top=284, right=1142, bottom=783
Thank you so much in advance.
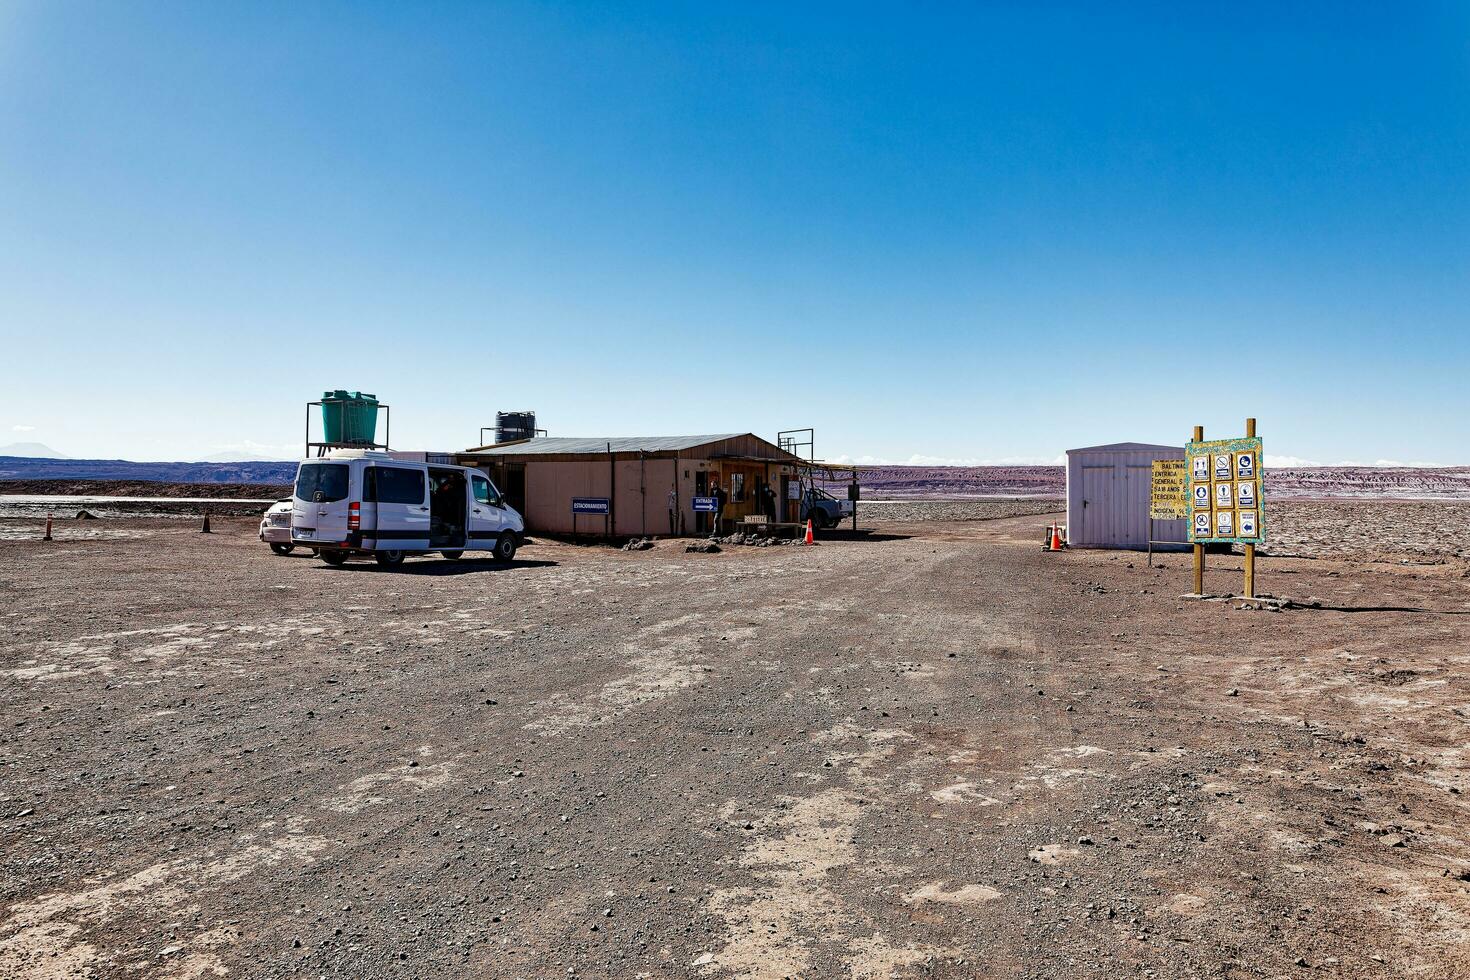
left=1066, top=441, right=1188, bottom=550
left=457, top=433, right=805, bottom=536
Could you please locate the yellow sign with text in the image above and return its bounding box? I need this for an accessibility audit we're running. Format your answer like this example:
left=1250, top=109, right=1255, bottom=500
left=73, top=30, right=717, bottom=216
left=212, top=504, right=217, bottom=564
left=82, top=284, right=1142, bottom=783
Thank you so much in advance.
left=1150, top=459, right=1188, bottom=520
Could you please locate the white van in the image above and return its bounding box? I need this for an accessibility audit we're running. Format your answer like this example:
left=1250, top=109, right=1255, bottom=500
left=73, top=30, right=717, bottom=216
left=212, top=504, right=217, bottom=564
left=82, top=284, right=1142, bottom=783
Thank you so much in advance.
left=290, top=450, right=525, bottom=568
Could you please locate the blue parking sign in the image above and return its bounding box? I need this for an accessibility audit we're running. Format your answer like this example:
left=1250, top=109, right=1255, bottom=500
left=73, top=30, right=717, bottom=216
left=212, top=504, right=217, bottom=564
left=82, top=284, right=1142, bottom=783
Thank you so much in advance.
left=572, top=497, right=610, bottom=515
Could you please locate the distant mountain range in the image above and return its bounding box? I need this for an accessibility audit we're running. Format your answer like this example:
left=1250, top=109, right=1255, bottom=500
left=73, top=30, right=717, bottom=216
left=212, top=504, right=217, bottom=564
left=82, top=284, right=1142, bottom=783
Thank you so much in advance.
left=0, top=442, right=68, bottom=459
left=827, top=464, right=1470, bottom=500
left=194, top=451, right=293, bottom=463
left=0, top=455, right=300, bottom=485
left=0, top=443, right=291, bottom=464
left=2, top=455, right=1466, bottom=500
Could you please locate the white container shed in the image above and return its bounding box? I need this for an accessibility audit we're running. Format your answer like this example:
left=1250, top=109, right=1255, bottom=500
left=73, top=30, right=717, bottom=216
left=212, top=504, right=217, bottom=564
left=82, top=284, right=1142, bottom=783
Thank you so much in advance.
left=1066, top=442, right=1187, bottom=550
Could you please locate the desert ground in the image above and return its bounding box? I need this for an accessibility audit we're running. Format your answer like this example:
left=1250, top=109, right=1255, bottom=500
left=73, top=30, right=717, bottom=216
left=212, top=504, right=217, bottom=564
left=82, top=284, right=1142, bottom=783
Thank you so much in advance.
left=2, top=501, right=1469, bottom=979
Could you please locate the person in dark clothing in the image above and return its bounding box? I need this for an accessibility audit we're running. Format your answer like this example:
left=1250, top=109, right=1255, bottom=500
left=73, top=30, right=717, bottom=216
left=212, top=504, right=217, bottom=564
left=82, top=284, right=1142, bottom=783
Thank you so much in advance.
left=711, top=481, right=728, bottom=537
left=761, top=483, right=777, bottom=522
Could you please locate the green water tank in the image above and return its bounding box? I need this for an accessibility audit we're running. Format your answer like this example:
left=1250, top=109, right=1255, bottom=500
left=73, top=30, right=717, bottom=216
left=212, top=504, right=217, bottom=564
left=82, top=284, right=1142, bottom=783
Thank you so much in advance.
left=320, top=390, right=379, bottom=445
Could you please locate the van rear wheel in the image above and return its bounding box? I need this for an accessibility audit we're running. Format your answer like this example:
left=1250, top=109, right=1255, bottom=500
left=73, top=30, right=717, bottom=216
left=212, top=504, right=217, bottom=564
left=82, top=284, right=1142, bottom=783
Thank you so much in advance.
left=320, top=550, right=348, bottom=566
left=441, top=550, right=463, bottom=561
left=374, top=550, right=405, bottom=568
left=494, top=534, right=517, bottom=562
left=269, top=543, right=295, bottom=556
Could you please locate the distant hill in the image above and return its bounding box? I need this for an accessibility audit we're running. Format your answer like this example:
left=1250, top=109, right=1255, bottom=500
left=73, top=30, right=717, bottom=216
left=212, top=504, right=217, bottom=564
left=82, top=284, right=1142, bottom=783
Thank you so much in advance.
left=194, top=451, right=292, bottom=463
left=0, top=442, right=68, bottom=459
left=827, top=464, right=1470, bottom=501
left=0, top=455, right=299, bottom=485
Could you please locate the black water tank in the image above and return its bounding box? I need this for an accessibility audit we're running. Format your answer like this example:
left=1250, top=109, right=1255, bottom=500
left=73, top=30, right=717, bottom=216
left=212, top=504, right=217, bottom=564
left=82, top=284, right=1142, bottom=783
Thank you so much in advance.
left=495, top=411, right=537, bottom=443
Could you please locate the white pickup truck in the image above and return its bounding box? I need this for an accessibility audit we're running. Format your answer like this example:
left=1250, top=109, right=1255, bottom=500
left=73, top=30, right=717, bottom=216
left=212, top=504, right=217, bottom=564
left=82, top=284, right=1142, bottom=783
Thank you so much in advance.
left=799, top=486, right=855, bottom=530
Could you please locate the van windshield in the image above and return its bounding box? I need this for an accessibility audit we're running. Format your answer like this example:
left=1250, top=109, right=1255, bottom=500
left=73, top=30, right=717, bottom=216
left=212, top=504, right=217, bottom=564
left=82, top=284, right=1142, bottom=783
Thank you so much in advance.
left=296, top=463, right=348, bottom=502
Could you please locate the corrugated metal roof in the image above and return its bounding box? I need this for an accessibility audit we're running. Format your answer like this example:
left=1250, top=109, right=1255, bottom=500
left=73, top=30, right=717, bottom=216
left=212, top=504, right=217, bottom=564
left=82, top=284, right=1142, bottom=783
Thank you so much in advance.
left=1066, top=441, right=1181, bottom=455
left=465, top=434, right=748, bottom=456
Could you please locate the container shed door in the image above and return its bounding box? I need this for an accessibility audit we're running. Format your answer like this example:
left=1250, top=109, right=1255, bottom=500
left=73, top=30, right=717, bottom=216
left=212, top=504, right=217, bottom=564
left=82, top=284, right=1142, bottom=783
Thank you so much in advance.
left=1079, top=465, right=1114, bottom=546
left=1121, top=463, right=1152, bottom=548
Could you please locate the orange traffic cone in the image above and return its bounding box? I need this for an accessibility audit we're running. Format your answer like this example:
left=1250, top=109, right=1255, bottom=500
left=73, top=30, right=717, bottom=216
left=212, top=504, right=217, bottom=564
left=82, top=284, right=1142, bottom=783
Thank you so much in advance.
left=1049, top=523, right=1064, bottom=551
left=804, top=518, right=814, bottom=545
left=43, top=513, right=53, bottom=541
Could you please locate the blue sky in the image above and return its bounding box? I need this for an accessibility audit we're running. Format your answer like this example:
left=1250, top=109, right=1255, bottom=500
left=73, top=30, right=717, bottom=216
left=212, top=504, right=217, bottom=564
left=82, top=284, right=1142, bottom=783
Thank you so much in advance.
left=2, top=2, right=1466, bottom=464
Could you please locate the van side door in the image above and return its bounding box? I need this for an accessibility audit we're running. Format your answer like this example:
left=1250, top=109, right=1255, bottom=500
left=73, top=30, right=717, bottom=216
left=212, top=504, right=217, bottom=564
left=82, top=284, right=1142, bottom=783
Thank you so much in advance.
left=468, top=473, right=505, bottom=549
left=368, top=465, right=431, bottom=550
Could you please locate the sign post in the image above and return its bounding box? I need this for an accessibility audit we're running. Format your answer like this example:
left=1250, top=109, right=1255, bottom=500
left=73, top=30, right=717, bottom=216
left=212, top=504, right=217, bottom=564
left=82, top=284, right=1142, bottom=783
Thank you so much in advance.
left=572, top=497, right=612, bottom=539
left=1244, top=418, right=1257, bottom=599
left=1185, top=418, right=1264, bottom=598
left=1192, top=426, right=1204, bottom=594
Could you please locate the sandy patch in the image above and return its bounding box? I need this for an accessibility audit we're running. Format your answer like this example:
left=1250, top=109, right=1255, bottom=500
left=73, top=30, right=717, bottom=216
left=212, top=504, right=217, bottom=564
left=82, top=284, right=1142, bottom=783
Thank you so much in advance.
left=902, top=882, right=1002, bottom=905
left=702, top=725, right=953, bottom=978
left=929, top=781, right=1001, bottom=805
left=0, top=831, right=327, bottom=977
left=1027, top=844, right=1079, bottom=866
left=527, top=615, right=709, bottom=735
left=321, top=761, right=456, bottom=814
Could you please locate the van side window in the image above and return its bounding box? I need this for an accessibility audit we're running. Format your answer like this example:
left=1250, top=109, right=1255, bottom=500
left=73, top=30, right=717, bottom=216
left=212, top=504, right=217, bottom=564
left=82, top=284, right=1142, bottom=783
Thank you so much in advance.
left=371, top=467, right=426, bottom=505
left=472, top=476, right=497, bottom=506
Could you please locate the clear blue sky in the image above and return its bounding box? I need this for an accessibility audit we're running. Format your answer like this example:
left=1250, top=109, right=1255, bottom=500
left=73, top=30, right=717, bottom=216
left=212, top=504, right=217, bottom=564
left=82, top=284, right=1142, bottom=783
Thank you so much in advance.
left=3, top=2, right=1466, bottom=464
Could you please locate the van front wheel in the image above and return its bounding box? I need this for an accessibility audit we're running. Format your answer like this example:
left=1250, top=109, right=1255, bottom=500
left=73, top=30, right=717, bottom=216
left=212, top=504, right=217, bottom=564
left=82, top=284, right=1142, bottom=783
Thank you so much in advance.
left=494, top=534, right=518, bottom=562
left=441, top=550, right=464, bottom=561
left=374, top=550, right=405, bottom=568
left=320, top=550, right=348, bottom=566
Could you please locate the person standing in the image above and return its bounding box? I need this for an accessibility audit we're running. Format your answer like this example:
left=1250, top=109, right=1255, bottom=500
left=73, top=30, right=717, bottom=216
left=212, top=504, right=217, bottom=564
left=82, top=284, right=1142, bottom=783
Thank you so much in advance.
left=761, top=482, right=777, bottom=522
left=667, top=485, right=678, bottom=536
left=711, top=480, right=728, bottom=537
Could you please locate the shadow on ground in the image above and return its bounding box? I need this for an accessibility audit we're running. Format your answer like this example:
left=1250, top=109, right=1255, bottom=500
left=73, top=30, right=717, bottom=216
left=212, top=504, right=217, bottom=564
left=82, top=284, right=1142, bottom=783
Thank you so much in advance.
left=314, top=558, right=559, bottom=574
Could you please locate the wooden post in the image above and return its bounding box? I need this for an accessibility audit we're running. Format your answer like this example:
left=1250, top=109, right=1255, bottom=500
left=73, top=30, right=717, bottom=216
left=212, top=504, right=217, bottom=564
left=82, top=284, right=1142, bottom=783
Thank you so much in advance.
left=1192, top=424, right=1204, bottom=595
left=1243, top=417, right=1257, bottom=598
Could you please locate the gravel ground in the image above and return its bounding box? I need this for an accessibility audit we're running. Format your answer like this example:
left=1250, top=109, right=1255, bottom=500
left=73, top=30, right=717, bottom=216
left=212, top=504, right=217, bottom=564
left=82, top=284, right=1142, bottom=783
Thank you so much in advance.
left=2, top=511, right=1469, bottom=979
left=1262, top=500, right=1470, bottom=562
left=856, top=498, right=1470, bottom=564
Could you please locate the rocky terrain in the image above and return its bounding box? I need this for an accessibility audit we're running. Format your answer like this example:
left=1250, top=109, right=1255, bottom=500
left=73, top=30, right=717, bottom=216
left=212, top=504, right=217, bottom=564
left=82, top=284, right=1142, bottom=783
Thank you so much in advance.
left=856, top=499, right=1470, bottom=565
left=0, top=480, right=290, bottom=500
left=1, top=506, right=1468, bottom=978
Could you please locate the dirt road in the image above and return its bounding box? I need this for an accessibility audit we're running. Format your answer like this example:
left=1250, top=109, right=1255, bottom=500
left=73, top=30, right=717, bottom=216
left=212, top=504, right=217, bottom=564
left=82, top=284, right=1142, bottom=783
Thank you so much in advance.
left=2, top=511, right=1469, bottom=978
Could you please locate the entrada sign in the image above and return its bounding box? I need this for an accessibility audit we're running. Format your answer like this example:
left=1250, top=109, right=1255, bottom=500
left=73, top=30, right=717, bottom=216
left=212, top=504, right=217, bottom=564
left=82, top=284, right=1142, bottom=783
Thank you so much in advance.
left=1149, top=459, right=1188, bottom=520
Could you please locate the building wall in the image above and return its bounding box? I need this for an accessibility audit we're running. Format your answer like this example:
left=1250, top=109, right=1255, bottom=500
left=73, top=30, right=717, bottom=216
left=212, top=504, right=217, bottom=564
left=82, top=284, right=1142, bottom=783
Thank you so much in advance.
left=464, top=434, right=804, bottom=537
left=509, top=455, right=797, bottom=536
left=515, top=457, right=710, bottom=536
left=1066, top=446, right=1187, bottom=550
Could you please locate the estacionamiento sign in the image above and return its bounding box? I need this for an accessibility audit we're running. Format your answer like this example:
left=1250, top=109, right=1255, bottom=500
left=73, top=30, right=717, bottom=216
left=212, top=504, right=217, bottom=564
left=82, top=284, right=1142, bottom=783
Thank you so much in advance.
left=1149, top=459, right=1188, bottom=520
